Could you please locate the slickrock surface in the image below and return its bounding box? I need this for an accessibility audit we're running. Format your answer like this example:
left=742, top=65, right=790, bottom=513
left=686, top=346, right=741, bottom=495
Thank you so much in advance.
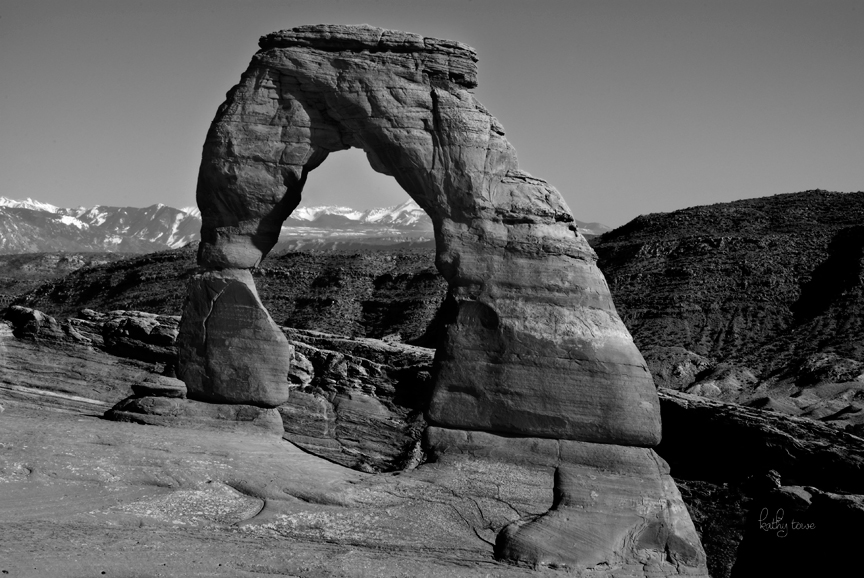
left=184, top=23, right=661, bottom=445
left=0, top=320, right=658, bottom=578
left=108, top=396, right=285, bottom=435
left=2, top=404, right=556, bottom=578
left=427, top=428, right=706, bottom=573
left=4, top=307, right=860, bottom=575
left=1, top=310, right=143, bottom=411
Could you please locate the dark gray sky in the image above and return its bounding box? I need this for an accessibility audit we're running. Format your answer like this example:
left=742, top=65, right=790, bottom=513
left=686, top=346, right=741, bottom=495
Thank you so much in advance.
left=1, top=0, right=862, bottom=227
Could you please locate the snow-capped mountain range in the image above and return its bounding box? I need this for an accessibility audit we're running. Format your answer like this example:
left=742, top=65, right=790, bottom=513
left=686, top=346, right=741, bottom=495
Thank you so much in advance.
left=283, top=199, right=431, bottom=229
left=0, top=197, right=200, bottom=254
left=0, top=197, right=608, bottom=254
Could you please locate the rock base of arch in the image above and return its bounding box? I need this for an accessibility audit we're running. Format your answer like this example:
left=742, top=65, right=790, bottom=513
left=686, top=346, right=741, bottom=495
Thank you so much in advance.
left=177, top=269, right=293, bottom=408
left=425, top=427, right=708, bottom=575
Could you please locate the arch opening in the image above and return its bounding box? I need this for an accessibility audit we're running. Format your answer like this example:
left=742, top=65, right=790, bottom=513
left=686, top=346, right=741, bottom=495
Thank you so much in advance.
left=273, top=147, right=434, bottom=254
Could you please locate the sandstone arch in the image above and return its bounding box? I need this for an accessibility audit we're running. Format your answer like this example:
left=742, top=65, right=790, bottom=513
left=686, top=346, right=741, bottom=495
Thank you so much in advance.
left=180, top=24, right=660, bottom=445
left=177, top=25, right=707, bottom=573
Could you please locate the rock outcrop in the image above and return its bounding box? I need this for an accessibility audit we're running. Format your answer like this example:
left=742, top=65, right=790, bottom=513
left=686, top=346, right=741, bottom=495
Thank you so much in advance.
left=175, top=24, right=701, bottom=573
left=178, top=269, right=293, bottom=407
left=108, top=395, right=284, bottom=436
left=7, top=305, right=861, bottom=575
left=183, top=22, right=660, bottom=443
left=278, top=328, right=432, bottom=472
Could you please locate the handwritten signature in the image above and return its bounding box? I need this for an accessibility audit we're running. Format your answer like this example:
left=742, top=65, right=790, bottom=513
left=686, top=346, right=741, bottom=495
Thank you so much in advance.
left=759, top=508, right=816, bottom=537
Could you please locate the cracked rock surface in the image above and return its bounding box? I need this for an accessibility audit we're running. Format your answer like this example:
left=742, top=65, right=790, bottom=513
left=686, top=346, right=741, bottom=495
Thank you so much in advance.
left=178, top=269, right=293, bottom=407
left=0, top=388, right=577, bottom=577
left=426, top=427, right=707, bottom=575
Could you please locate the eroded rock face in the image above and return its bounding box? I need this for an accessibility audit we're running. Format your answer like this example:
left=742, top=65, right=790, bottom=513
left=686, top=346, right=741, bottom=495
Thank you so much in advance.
left=176, top=24, right=697, bottom=573
left=183, top=23, right=659, bottom=445
left=426, top=427, right=707, bottom=575
left=177, top=269, right=292, bottom=407
left=107, top=396, right=284, bottom=436
left=278, top=328, right=433, bottom=472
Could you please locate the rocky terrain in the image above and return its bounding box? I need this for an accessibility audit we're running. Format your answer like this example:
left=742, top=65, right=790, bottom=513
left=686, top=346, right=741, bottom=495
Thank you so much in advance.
left=3, top=23, right=713, bottom=578
left=591, top=189, right=864, bottom=433
left=12, top=191, right=864, bottom=434
left=2, top=20, right=861, bottom=576
left=2, top=304, right=861, bottom=577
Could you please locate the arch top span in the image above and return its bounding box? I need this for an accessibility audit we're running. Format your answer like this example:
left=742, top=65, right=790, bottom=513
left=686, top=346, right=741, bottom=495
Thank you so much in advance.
left=257, top=24, right=479, bottom=88
left=184, top=23, right=661, bottom=446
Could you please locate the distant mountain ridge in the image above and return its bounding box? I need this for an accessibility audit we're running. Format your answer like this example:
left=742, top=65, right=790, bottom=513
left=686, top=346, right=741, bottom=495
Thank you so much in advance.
left=0, top=196, right=610, bottom=254
left=0, top=198, right=200, bottom=254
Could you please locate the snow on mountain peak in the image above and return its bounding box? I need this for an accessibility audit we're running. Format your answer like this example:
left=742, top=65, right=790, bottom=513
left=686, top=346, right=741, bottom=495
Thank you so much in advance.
left=290, top=205, right=364, bottom=221
left=0, top=197, right=60, bottom=213
left=0, top=195, right=609, bottom=255
left=286, top=199, right=425, bottom=224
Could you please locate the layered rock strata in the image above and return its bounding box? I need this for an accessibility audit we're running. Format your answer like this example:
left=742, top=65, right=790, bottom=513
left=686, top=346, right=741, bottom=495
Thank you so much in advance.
left=177, top=24, right=701, bottom=573
left=108, top=395, right=284, bottom=436
left=278, top=328, right=432, bottom=472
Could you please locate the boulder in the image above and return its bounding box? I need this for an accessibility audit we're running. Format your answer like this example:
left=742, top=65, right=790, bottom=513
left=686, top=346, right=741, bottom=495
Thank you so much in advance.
left=101, top=311, right=178, bottom=363
left=3, top=305, right=89, bottom=344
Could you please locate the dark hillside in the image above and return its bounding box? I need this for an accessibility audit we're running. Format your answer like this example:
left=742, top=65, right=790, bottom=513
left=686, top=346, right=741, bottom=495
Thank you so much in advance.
left=591, top=190, right=864, bottom=427
left=0, top=252, right=127, bottom=302
left=592, top=190, right=864, bottom=369
left=14, top=244, right=446, bottom=343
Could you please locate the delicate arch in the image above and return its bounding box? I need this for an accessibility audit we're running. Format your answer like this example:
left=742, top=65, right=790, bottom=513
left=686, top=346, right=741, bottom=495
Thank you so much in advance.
left=178, top=24, right=661, bottom=446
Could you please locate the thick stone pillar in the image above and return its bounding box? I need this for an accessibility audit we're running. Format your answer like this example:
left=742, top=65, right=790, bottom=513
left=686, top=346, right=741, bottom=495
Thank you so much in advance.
left=178, top=269, right=292, bottom=408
